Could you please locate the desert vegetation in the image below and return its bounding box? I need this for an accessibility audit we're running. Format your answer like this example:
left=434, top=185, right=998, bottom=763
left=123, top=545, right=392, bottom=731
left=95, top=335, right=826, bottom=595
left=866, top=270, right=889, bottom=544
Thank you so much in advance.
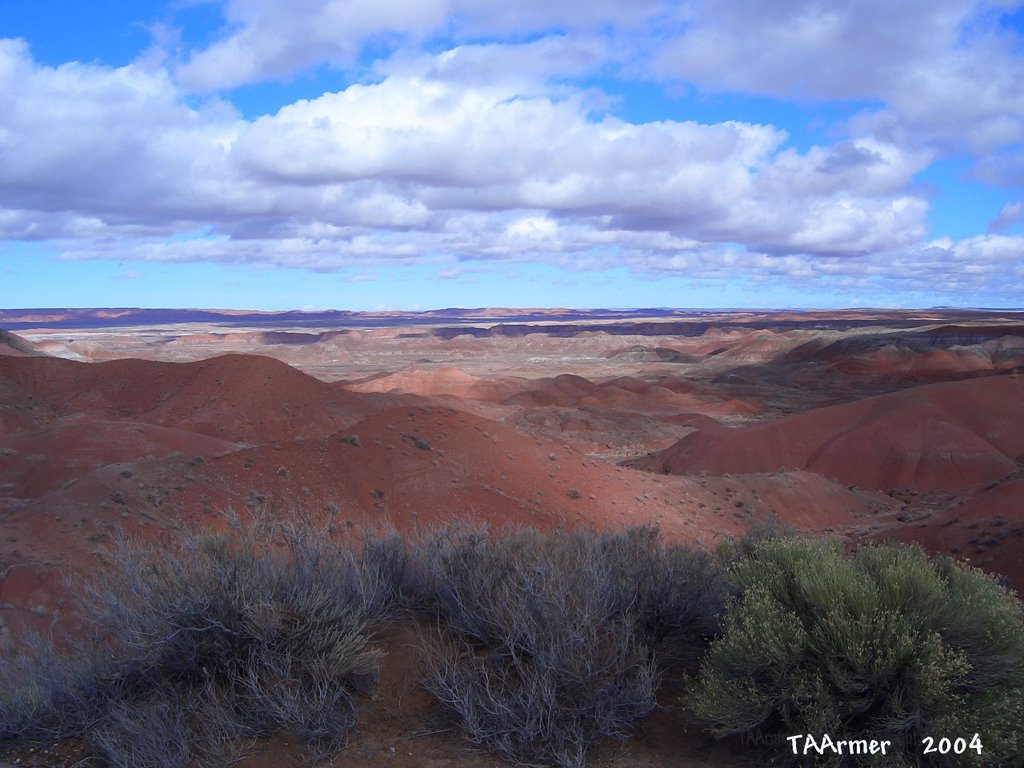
left=1, top=522, right=1022, bottom=768
left=401, top=525, right=729, bottom=767
left=0, top=523, right=391, bottom=767
left=690, top=538, right=1024, bottom=767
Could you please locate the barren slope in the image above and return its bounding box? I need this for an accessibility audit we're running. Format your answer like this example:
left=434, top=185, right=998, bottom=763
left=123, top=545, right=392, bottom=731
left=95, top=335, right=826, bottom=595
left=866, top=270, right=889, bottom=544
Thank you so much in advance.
left=5, top=309, right=1024, bottom=768
left=639, top=373, right=1024, bottom=492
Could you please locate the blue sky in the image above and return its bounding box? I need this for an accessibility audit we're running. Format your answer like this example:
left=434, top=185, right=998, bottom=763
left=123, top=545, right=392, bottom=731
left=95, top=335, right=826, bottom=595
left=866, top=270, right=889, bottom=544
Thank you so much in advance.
left=2, top=0, right=1024, bottom=310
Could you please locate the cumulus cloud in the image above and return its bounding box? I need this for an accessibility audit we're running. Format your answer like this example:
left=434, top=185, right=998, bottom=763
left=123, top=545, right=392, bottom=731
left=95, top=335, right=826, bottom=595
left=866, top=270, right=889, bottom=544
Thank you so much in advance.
left=52, top=222, right=1024, bottom=302
left=880, top=235, right=1024, bottom=295
left=0, top=38, right=251, bottom=236
left=2, top=28, right=1019, bottom=303
left=653, top=0, right=966, bottom=100
left=975, top=150, right=1024, bottom=187
left=175, top=0, right=669, bottom=90
left=652, top=0, right=1024, bottom=157
left=3, top=35, right=929, bottom=252
left=230, top=73, right=930, bottom=255
left=376, top=35, right=617, bottom=93
left=171, top=0, right=1024, bottom=159
left=176, top=0, right=448, bottom=91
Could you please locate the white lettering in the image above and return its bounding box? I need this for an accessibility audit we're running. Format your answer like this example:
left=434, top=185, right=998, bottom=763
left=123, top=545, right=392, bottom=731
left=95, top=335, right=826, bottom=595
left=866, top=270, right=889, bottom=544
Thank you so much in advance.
left=818, top=734, right=835, bottom=755
left=785, top=734, right=893, bottom=756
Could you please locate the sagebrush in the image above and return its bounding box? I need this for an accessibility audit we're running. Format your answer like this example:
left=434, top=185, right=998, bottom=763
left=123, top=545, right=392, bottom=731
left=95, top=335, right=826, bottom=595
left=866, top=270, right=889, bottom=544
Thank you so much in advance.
left=407, top=525, right=729, bottom=768
left=4, top=522, right=1020, bottom=768
left=0, top=524, right=389, bottom=767
left=689, top=537, right=1024, bottom=767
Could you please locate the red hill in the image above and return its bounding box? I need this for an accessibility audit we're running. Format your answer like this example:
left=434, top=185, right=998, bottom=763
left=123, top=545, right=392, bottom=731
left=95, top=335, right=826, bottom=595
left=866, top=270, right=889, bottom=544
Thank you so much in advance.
left=640, top=374, right=1024, bottom=492
left=0, top=354, right=391, bottom=443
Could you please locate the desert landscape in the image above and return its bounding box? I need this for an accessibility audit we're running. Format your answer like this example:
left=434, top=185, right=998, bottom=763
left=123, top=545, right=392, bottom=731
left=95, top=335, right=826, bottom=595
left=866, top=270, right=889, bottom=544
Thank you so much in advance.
left=1, top=306, right=1023, bottom=767
left=6, top=1, right=1024, bottom=764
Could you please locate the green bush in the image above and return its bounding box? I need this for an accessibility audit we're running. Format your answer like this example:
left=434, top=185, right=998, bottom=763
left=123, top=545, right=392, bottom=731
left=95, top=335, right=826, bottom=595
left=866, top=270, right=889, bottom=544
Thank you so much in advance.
left=689, top=538, right=1024, bottom=767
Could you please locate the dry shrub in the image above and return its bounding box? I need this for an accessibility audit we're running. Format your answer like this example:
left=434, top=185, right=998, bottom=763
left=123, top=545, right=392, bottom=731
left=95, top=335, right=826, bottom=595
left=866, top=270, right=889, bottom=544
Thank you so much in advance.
left=409, top=526, right=729, bottom=767
left=0, top=523, right=388, bottom=767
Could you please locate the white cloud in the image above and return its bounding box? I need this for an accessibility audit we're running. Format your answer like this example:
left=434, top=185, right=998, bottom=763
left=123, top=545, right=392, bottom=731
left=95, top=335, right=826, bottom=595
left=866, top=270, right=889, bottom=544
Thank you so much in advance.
left=48, top=212, right=1024, bottom=303
left=975, top=150, right=1024, bottom=187
left=376, top=35, right=617, bottom=94
left=653, top=0, right=1024, bottom=157
left=162, top=0, right=1024, bottom=195
left=231, top=73, right=927, bottom=255
left=505, top=216, right=558, bottom=239
left=1, top=31, right=1019, bottom=303
left=171, top=0, right=1024, bottom=161
left=653, top=0, right=964, bottom=100
left=991, top=200, right=1024, bottom=231
left=0, top=38, right=251, bottom=235
left=176, top=0, right=449, bottom=91
left=175, top=0, right=670, bottom=91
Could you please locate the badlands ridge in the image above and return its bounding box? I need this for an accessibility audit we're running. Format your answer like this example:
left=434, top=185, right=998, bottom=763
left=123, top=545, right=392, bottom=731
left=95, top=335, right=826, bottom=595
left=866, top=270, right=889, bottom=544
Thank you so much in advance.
left=1, top=307, right=1023, bottom=669
left=2, top=306, right=1023, bottom=766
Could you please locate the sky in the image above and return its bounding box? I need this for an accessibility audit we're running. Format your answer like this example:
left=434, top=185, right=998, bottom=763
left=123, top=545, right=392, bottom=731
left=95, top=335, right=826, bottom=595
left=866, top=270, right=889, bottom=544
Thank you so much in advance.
left=2, top=0, right=1024, bottom=311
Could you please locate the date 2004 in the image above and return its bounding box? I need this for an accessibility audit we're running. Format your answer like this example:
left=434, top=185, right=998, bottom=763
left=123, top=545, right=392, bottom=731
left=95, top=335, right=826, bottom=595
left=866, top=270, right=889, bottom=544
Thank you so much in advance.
left=922, top=734, right=984, bottom=755
left=788, top=732, right=984, bottom=757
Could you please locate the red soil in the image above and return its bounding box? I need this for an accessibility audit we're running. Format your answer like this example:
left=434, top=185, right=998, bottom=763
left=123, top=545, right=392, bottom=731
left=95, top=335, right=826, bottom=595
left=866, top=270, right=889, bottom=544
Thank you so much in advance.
left=351, top=369, right=760, bottom=424
left=830, top=346, right=994, bottom=383
left=642, top=373, right=1024, bottom=492
left=873, top=478, right=1024, bottom=592
left=0, top=354, right=766, bottom=651
left=3, top=311, right=1022, bottom=767
left=347, top=367, right=520, bottom=400
left=0, top=349, right=901, bottom=655
left=0, top=419, right=239, bottom=499
left=0, top=353, right=393, bottom=443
